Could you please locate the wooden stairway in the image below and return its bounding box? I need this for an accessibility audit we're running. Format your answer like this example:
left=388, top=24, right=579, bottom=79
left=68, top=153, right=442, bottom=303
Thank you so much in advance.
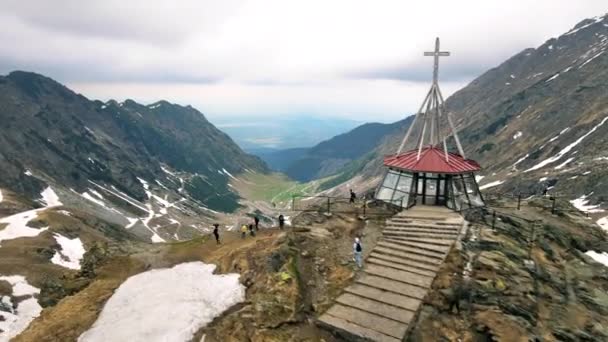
left=317, top=206, right=465, bottom=341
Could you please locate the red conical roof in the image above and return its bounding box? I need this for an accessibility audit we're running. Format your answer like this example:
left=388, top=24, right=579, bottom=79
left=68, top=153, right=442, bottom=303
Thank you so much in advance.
left=384, top=146, right=481, bottom=174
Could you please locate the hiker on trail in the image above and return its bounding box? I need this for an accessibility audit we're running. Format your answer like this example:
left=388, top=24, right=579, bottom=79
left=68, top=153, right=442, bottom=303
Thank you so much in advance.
left=353, top=237, right=363, bottom=268
left=349, top=189, right=357, bottom=204
left=446, top=275, right=471, bottom=314
left=241, top=224, right=248, bottom=239
left=249, top=223, right=255, bottom=237
left=254, top=216, right=260, bottom=230
left=278, top=214, right=285, bottom=230
left=212, top=223, right=220, bottom=244
left=542, top=186, right=548, bottom=196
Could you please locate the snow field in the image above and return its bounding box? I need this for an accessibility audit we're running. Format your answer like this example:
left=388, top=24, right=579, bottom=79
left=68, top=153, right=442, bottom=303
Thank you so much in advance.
left=51, top=233, right=86, bottom=270
left=0, top=276, right=42, bottom=341
left=78, top=262, right=245, bottom=342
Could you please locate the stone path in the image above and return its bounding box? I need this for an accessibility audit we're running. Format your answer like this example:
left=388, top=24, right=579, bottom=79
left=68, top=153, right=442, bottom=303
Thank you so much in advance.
left=318, top=206, right=465, bottom=341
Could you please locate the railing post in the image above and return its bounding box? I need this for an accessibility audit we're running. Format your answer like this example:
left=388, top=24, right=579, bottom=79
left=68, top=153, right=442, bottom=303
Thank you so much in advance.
left=492, top=210, right=496, bottom=230
left=550, top=196, right=556, bottom=215
left=327, top=197, right=331, bottom=214
left=292, top=195, right=295, bottom=211
left=363, top=200, right=366, bottom=217
left=517, top=193, right=522, bottom=210
left=400, top=198, right=404, bottom=210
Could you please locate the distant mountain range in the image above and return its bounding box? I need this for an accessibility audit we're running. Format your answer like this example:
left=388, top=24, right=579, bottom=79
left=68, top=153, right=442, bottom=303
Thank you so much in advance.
left=256, top=118, right=412, bottom=182
left=214, top=115, right=361, bottom=151
left=317, top=13, right=608, bottom=204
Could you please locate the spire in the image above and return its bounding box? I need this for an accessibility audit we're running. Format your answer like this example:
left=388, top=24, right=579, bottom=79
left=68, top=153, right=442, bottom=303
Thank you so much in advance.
left=396, top=38, right=466, bottom=160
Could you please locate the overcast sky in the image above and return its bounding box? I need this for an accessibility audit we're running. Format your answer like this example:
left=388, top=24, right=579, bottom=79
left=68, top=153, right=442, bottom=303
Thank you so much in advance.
left=1, top=1, right=606, bottom=122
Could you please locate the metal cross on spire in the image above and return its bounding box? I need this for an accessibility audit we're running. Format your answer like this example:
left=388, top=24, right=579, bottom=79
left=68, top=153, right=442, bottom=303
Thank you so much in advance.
left=396, top=38, right=466, bottom=160
left=424, top=37, right=450, bottom=86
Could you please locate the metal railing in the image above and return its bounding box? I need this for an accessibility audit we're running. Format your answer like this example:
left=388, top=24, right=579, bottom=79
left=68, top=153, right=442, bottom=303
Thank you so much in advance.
left=290, top=195, right=403, bottom=218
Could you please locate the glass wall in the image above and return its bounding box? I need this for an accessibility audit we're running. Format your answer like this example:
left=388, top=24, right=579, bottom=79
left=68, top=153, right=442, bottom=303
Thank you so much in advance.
left=462, top=173, right=484, bottom=207
left=378, top=169, right=484, bottom=209
left=376, top=169, right=414, bottom=207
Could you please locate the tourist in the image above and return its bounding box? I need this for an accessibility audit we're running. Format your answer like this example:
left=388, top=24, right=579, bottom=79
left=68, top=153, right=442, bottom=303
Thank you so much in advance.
left=254, top=216, right=260, bottom=230
left=349, top=189, right=357, bottom=204
left=249, top=223, right=255, bottom=237
left=241, top=224, right=248, bottom=239
left=212, top=223, right=220, bottom=244
left=447, top=275, right=471, bottom=314
left=278, top=214, right=285, bottom=230
left=353, top=237, right=363, bottom=268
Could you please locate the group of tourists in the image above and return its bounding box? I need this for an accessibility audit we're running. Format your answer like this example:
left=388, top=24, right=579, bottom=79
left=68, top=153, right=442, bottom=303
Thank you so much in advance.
left=211, top=214, right=288, bottom=243
left=240, top=216, right=260, bottom=239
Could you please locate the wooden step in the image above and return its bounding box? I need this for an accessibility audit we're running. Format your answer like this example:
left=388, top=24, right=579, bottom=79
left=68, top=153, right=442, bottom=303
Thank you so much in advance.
left=318, top=314, right=400, bottom=342
left=382, top=238, right=451, bottom=254
left=357, top=274, right=428, bottom=300
left=384, top=236, right=454, bottom=247
left=383, top=231, right=459, bottom=240
left=387, top=220, right=461, bottom=229
left=347, top=283, right=422, bottom=310
left=377, top=241, right=445, bottom=259
left=364, top=264, right=434, bottom=289
left=336, top=292, right=414, bottom=324
left=367, top=258, right=436, bottom=277
left=369, top=252, right=439, bottom=273
left=325, top=304, right=408, bottom=339
left=374, top=246, right=442, bottom=266
left=385, top=225, right=460, bottom=233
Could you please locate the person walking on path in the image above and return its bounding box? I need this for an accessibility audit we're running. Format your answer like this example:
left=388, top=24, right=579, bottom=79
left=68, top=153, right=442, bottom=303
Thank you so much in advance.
left=249, top=224, right=255, bottom=237
left=212, top=223, right=220, bottom=244
left=241, top=224, right=248, bottom=239
left=278, top=214, right=285, bottom=230
left=349, top=189, right=357, bottom=204
left=254, top=216, right=260, bottom=231
left=353, top=237, right=363, bottom=268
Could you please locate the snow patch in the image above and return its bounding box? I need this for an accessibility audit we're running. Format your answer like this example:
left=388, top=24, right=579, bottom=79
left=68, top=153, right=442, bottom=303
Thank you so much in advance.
left=0, top=212, right=48, bottom=245
left=565, top=16, right=604, bottom=36
left=125, top=217, right=139, bottom=229
left=585, top=251, right=608, bottom=267
left=539, top=177, right=548, bottom=182
left=579, top=51, right=605, bottom=69
left=554, top=157, right=575, bottom=170
left=40, top=187, right=62, bottom=207
left=137, top=177, right=150, bottom=190
left=513, top=131, right=523, bottom=140
left=512, top=154, right=529, bottom=169
left=222, top=168, right=238, bottom=181
left=0, top=189, right=3, bottom=203
left=479, top=180, right=505, bottom=190
left=545, top=73, right=560, bottom=82
left=24, top=169, right=32, bottom=176
left=570, top=193, right=604, bottom=213
left=0, top=276, right=42, bottom=340
left=475, top=175, right=485, bottom=182
left=51, top=234, right=85, bottom=270
left=160, top=166, right=175, bottom=176
left=597, top=217, right=608, bottom=231
left=78, top=262, right=245, bottom=342
left=526, top=117, right=608, bottom=172
left=81, top=192, right=106, bottom=208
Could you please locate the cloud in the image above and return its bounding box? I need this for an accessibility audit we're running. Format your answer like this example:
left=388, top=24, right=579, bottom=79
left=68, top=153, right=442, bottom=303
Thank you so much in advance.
left=1, top=0, right=607, bottom=121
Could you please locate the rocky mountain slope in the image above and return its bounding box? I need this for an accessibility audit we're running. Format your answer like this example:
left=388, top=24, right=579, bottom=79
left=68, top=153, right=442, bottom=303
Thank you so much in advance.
left=0, top=71, right=268, bottom=243
left=325, top=13, right=608, bottom=206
